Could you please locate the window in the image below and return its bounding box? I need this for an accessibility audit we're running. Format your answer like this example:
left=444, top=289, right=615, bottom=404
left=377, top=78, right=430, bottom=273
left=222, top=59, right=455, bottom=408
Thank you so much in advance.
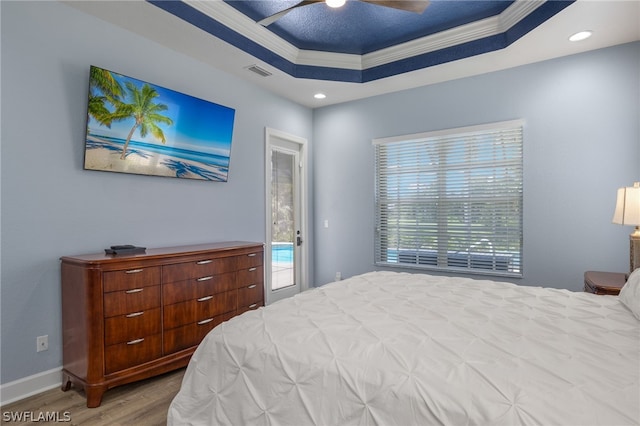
left=373, top=120, right=523, bottom=277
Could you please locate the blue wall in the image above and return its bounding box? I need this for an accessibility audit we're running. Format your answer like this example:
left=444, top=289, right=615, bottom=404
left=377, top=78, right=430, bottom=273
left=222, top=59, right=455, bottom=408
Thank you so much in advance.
left=0, top=1, right=313, bottom=384
left=312, top=42, right=640, bottom=287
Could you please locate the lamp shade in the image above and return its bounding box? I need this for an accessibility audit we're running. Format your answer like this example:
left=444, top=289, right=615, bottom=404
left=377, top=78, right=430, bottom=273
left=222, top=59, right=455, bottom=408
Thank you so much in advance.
left=613, top=182, right=640, bottom=226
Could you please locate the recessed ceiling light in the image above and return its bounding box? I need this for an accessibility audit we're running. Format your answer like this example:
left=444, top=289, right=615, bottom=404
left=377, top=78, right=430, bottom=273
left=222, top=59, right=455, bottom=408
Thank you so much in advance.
left=569, top=31, right=593, bottom=42
left=314, top=93, right=327, bottom=99
left=325, top=0, right=346, bottom=8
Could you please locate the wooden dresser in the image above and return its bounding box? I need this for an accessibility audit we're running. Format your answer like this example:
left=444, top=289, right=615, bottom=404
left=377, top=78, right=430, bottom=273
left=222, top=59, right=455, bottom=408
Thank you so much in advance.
left=60, top=241, right=264, bottom=407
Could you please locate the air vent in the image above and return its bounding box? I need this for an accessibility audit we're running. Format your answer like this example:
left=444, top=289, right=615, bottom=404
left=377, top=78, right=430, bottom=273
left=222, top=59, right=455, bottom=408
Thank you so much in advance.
left=245, top=64, right=272, bottom=77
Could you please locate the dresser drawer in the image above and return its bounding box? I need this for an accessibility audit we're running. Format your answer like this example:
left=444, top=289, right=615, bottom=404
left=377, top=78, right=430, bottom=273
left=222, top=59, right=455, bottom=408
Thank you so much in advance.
left=236, top=251, right=263, bottom=269
left=194, top=272, right=236, bottom=300
left=195, top=310, right=235, bottom=342
left=105, top=333, right=162, bottom=374
left=238, top=283, right=264, bottom=308
left=163, top=272, right=236, bottom=305
left=163, top=323, right=198, bottom=354
left=164, top=292, right=237, bottom=330
left=237, top=301, right=263, bottom=315
left=104, top=308, right=161, bottom=346
left=103, top=285, right=160, bottom=318
left=163, top=311, right=236, bottom=355
left=196, top=291, right=237, bottom=320
left=163, top=300, right=195, bottom=330
left=237, top=264, right=264, bottom=289
left=103, top=266, right=160, bottom=292
left=163, top=257, right=236, bottom=283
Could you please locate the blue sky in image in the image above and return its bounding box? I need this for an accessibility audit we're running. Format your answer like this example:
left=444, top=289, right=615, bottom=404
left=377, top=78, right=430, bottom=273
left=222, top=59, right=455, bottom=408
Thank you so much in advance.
left=88, top=68, right=235, bottom=157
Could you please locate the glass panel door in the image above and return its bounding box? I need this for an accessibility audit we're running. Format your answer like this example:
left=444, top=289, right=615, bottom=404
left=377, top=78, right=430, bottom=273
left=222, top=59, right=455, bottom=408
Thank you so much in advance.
left=271, top=149, right=297, bottom=290
left=265, top=128, right=306, bottom=305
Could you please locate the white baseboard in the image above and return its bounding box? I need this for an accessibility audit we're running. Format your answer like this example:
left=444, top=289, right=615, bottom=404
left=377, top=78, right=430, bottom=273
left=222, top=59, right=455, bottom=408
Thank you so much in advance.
left=0, top=368, right=63, bottom=407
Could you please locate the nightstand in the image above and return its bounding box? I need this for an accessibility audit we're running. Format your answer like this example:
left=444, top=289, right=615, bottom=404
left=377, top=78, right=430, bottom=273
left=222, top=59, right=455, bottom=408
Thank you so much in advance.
left=583, top=271, right=627, bottom=295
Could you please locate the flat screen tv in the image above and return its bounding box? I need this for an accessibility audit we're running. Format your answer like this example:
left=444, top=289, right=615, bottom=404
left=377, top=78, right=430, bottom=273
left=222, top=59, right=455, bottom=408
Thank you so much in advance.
left=84, top=65, right=235, bottom=182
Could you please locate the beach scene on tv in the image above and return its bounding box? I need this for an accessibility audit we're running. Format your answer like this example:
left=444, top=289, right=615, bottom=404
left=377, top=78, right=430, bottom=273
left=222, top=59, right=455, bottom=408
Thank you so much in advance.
left=84, top=66, right=235, bottom=181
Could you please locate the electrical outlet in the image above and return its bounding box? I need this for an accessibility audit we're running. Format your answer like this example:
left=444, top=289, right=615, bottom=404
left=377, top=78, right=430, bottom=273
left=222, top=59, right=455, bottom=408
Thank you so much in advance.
left=335, top=272, right=342, bottom=281
left=37, top=335, right=48, bottom=352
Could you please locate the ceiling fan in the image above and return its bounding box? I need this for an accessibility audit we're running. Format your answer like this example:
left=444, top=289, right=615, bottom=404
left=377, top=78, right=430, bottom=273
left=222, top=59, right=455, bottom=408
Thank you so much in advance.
left=258, top=0, right=430, bottom=26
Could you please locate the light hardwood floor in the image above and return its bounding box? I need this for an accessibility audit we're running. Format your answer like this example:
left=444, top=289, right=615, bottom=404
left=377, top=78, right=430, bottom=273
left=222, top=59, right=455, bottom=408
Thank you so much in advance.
left=1, top=368, right=185, bottom=425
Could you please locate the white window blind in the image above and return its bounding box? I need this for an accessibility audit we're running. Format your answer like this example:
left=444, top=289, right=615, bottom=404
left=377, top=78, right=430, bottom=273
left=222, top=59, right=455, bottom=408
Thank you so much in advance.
left=373, top=120, right=523, bottom=277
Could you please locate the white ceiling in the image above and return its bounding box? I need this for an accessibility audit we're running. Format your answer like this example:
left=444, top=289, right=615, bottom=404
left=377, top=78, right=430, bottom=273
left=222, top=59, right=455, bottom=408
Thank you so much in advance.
left=67, top=0, right=640, bottom=108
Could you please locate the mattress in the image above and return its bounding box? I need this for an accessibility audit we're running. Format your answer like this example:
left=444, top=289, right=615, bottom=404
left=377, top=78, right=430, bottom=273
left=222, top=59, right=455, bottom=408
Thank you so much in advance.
left=167, top=271, right=640, bottom=426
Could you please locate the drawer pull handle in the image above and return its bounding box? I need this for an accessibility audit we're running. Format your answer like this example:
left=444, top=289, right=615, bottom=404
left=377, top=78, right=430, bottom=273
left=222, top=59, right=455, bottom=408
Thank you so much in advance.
left=249, top=267, right=257, bottom=272
left=126, top=311, right=144, bottom=318
left=247, top=253, right=257, bottom=257
left=196, top=260, right=212, bottom=265
left=197, top=276, right=214, bottom=282
left=127, top=338, right=145, bottom=345
left=197, top=318, right=214, bottom=325
left=249, top=304, right=258, bottom=309
left=247, top=284, right=257, bottom=289
left=125, top=288, right=143, bottom=294
left=125, top=269, right=143, bottom=274
left=197, top=295, right=213, bottom=302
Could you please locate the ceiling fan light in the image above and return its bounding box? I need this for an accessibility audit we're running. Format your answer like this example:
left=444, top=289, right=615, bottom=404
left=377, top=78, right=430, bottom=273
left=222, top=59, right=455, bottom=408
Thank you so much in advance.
left=326, top=0, right=346, bottom=8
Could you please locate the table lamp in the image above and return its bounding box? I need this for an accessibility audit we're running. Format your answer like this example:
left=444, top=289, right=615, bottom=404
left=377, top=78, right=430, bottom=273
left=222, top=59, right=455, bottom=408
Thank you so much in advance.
left=613, top=182, right=640, bottom=272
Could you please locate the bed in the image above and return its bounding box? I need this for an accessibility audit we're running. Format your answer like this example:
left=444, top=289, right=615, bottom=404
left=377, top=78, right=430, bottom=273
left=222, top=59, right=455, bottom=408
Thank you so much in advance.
left=167, top=270, right=640, bottom=426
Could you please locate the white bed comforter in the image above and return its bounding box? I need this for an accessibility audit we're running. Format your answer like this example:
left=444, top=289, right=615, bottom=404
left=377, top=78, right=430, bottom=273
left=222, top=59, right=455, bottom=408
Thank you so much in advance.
left=167, top=271, right=640, bottom=426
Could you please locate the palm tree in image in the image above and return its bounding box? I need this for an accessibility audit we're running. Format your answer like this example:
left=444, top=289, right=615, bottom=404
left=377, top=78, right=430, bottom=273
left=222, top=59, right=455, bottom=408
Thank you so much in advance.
left=88, top=67, right=124, bottom=127
left=111, top=82, right=173, bottom=159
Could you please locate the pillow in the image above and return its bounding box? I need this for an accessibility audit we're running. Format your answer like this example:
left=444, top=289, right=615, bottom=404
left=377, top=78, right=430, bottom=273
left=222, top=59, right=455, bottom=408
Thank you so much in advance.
left=619, top=268, right=640, bottom=320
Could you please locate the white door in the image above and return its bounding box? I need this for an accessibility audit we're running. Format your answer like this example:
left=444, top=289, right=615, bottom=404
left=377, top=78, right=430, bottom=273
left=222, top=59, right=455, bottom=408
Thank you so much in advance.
left=265, top=128, right=308, bottom=304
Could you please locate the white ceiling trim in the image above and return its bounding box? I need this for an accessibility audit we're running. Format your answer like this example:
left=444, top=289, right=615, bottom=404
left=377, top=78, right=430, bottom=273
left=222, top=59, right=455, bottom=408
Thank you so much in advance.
left=187, top=0, right=364, bottom=70
left=500, top=0, right=545, bottom=30
left=187, top=0, right=303, bottom=63
left=296, top=50, right=363, bottom=70
left=363, top=0, right=545, bottom=68
left=186, top=0, right=545, bottom=72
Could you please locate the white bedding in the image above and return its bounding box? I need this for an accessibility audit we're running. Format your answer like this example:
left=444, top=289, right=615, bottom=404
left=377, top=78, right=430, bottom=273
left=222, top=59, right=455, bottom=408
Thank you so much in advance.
left=167, top=271, right=640, bottom=426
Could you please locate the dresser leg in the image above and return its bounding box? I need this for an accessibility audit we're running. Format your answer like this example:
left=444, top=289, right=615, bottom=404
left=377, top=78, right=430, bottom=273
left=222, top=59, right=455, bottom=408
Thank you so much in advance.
left=60, top=375, right=104, bottom=408
left=85, top=385, right=106, bottom=408
left=61, top=376, right=72, bottom=392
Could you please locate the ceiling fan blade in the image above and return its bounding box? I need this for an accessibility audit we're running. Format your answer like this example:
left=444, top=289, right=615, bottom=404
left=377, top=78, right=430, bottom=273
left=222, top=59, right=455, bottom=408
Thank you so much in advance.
left=361, top=0, right=430, bottom=14
left=258, top=0, right=325, bottom=26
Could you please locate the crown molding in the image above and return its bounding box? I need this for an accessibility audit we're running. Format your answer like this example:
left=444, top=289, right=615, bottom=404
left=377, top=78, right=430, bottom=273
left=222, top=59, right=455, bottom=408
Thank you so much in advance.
left=186, top=0, right=301, bottom=62
left=500, top=0, right=545, bottom=32
left=188, top=0, right=364, bottom=70
left=296, top=49, right=362, bottom=70
left=363, top=0, right=544, bottom=69
left=186, top=0, right=545, bottom=72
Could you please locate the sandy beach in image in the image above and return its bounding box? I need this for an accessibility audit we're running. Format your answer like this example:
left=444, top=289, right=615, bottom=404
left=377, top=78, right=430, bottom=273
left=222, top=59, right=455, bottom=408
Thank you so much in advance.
left=84, top=136, right=227, bottom=181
